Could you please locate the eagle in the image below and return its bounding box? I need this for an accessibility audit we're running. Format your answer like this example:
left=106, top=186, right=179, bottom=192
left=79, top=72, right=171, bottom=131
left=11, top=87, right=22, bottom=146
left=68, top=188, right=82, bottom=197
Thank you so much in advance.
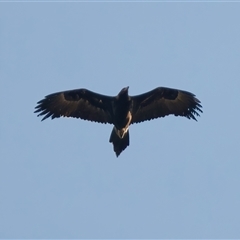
left=35, top=86, right=202, bottom=157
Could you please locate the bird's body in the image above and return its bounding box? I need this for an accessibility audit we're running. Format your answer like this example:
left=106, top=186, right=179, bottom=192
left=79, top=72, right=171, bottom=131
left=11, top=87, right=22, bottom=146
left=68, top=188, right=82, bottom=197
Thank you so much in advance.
left=35, top=86, right=202, bottom=157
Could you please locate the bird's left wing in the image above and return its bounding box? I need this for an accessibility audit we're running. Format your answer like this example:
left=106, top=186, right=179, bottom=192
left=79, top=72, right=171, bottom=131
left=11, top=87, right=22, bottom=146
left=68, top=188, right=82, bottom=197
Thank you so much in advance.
left=34, top=88, right=114, bottom=124
left=131, top=87, right=202, bottom=124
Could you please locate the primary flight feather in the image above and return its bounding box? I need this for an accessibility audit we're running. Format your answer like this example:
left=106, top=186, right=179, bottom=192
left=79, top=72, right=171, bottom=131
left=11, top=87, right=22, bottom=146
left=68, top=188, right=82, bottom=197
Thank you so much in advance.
left=35, top=86, right=202, bottom=157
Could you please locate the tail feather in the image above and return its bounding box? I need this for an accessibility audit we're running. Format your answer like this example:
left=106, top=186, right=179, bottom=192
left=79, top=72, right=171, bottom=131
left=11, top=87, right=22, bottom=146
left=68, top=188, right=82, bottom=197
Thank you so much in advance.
left=109, top=128, right=129, bottom=157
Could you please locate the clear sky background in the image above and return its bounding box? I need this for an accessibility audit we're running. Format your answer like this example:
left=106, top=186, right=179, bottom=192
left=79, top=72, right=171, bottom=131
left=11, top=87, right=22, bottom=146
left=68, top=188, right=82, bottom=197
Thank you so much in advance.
left=1, top=2, right=240, bottom=238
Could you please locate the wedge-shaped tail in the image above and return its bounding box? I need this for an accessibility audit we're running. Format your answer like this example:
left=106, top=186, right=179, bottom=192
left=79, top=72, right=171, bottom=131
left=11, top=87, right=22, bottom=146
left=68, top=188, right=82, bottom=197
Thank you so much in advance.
left=109, top=127, right=129, bottom=157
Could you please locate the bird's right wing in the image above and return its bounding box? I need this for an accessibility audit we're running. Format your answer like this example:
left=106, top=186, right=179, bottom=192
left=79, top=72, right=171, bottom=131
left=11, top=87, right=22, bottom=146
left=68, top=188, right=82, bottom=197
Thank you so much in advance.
left=131, top=87, right=202, bottom=124
left=34, top=88, right=114, bottom=124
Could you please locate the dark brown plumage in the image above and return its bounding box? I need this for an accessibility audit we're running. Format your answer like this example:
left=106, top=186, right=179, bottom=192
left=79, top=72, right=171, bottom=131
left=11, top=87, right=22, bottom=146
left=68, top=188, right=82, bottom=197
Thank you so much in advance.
left=35, top=86, right=202, bottom=157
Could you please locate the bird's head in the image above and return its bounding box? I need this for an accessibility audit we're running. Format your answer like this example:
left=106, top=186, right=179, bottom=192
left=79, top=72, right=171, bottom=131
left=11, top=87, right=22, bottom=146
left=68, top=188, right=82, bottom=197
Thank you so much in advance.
left=119, top=86, right=129, bottom=96
left=116, top=87, right=130, bottom=102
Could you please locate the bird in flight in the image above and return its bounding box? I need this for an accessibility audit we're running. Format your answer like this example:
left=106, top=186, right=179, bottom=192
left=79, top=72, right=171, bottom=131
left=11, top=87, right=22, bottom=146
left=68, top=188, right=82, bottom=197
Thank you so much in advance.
left=35, top=86, right=202, bottom=157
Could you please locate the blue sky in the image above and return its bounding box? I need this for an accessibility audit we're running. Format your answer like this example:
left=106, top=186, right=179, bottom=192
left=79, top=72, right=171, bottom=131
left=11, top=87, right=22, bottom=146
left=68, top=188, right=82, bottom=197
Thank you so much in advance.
left=1, top=2, right=240, bottom=238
